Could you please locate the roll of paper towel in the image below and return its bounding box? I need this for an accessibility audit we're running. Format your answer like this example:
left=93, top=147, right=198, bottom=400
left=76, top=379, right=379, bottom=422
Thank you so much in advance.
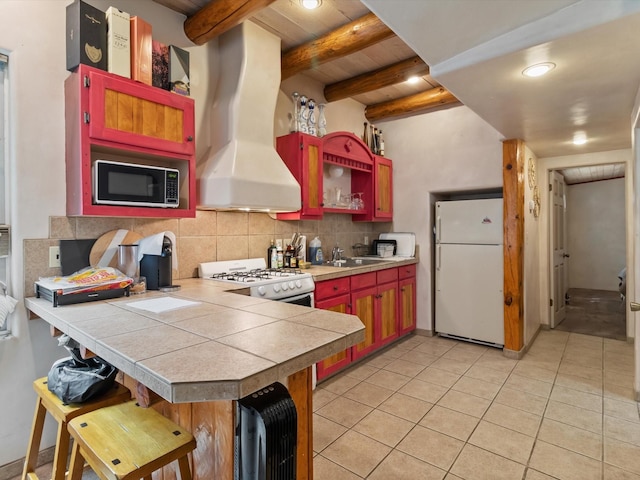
left=137, top=231, right=178, bottom=271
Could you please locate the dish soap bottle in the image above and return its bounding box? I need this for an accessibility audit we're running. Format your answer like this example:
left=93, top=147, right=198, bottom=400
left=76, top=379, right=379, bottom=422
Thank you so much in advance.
left=276, top=244, right=284, bottom=269
left=309, top=236, right=323, bottom=265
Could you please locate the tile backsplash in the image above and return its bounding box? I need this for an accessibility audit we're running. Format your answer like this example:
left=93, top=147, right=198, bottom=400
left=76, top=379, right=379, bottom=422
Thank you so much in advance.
left=24, top=212, right=392, bottom=295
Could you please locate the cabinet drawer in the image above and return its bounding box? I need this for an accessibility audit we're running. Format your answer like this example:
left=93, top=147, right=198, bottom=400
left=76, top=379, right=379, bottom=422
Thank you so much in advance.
left=398, top=264, right=416, bottom=280
left=377, top=268, right=398, bottom=284
left=315, top=277, right=350, bottom=300
left=350, top=272, right=376, bottom=290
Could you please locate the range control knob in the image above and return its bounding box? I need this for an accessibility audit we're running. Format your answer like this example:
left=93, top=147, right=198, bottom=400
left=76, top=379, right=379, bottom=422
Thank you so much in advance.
left=289, top=281, right=296, bottom=290
left=282, top=282, right=289, bottom=291
left=295, top=280, right=302, bottom=289
left=273, top=284, right=281, bottom=293
left=257, top=286, right=266, bottom=296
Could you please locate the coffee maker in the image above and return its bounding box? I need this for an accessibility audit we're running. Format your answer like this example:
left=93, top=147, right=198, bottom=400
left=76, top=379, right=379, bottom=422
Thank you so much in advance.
left=139, top=236, right=173, bottom=290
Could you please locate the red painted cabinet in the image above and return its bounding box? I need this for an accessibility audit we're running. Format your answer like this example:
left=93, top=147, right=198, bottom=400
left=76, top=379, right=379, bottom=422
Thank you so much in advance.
left=377, top=268, right=399, bottom=347
left=315, top=265, right=415, bottom=381
left=315, top=277, right=352, bottom=381
left=65, top=64, right=196, bottom=218
left=276, top=132, right=324, bottom=220
left=398, top=264, right=417, bottom=336
left=373, top=155, right=393, bottom=221
left=276, top=131, right=393, bottom=221
left=351, top=272, right=378, bottom=360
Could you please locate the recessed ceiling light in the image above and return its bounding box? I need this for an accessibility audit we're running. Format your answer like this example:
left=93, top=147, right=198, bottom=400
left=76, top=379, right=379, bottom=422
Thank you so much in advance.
left=406, top=76, right=420, bottom=84
left=573, top=132, right=587, bottom=145
left=522, top=62, right=556, bottom=78
left=300, top=0, right=322, bottom=9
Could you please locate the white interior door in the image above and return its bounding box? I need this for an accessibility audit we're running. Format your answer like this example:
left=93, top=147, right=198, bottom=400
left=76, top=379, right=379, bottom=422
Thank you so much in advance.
left=550, top=171, right=568, bottom=328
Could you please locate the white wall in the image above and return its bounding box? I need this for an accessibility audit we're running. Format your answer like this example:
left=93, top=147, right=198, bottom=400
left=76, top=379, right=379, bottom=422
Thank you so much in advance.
left=566, top=177, right=626, bottom=291
left=376, top=107, right=504, bottom=331
left=524, top=146, right=541, bottom=345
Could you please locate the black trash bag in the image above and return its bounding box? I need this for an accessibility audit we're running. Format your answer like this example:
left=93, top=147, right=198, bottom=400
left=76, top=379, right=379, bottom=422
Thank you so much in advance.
left=47, top=348, right=118, bottom=404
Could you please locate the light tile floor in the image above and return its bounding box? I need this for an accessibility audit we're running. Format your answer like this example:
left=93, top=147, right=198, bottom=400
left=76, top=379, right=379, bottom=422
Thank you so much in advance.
left=313, top=330, right=640, bottom=480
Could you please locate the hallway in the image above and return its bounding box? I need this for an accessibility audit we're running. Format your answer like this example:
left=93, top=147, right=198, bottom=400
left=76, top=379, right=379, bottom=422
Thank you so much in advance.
left=555, top=288, right=627, bottom=341
left=312, top=330, right=639, bottom=479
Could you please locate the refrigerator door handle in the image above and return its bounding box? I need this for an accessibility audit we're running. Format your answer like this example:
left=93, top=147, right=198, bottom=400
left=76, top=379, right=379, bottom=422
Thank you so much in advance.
left=436, top=244, right=441, bottom=271
left=435, top=216, right=441, bottom=243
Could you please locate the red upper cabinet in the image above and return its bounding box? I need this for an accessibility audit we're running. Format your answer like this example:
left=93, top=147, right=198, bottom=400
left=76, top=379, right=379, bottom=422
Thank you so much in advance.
left=276, top=132, right=324, bottom=220
left=65, top=65, right=196, bottom=218
left=353, top=154, right=393, bottom=222
left=86, top=68, right=195, bottom=156
left=322, top=132, right=392, bottom=222
left=373, top=155, right=393, bottom=220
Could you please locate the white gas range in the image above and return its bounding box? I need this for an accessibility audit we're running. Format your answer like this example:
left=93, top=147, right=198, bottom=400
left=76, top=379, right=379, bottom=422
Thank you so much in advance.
left=198, top=258, right=315, bottom=304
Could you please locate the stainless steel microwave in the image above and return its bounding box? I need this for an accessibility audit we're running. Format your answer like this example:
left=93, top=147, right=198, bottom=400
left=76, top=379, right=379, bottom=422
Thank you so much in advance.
left=93, top=160, right=180, bottom=208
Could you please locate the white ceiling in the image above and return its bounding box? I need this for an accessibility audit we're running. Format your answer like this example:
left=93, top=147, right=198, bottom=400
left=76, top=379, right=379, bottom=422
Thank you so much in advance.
left=363, top=0, right=640, bottom=159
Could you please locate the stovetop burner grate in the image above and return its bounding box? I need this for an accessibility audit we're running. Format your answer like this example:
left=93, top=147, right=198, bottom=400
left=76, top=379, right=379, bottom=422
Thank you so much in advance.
left=209, top=268, right=306, bottom=283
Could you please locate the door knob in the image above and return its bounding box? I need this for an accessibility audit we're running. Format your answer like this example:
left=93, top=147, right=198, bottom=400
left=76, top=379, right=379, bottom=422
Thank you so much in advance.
left=631, top=302, right=640, bottom=312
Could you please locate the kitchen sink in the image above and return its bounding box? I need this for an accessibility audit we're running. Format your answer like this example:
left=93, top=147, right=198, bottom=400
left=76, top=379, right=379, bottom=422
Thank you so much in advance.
left=327, top=257, right=387, bottom=267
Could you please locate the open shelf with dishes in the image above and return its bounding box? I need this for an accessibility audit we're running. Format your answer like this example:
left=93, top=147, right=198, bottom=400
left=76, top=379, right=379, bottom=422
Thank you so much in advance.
left=276, top=131, right=392, bottom=221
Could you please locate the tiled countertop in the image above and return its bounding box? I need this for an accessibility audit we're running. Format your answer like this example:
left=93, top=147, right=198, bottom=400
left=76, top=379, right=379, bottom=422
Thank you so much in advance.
left=25, top=278, right=365, bottom=403
left=24, top=258, right=418, bottom=404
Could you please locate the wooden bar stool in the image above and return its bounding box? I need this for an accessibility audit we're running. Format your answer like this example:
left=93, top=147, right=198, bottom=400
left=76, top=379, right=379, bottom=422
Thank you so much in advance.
left=67, top=400, right=196, bottom=480
left=22, top=377, right=131, bottom=480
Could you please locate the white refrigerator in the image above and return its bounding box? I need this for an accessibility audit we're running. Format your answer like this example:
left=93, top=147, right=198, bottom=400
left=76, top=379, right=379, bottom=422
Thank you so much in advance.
left=435, top=198, right=504, bottom=346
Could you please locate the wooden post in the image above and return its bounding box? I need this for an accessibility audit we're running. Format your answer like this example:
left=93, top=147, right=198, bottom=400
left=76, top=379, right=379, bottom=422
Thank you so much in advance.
left=502, top=139, right=525, bottom=353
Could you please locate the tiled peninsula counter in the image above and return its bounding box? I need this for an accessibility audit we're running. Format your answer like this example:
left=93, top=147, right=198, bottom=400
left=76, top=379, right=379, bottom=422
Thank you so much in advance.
left=25, top=278, right=365, bottom=480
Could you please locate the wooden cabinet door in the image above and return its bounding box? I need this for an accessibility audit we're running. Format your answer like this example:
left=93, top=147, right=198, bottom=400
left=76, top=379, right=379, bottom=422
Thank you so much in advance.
left=315, top=294, right=352, bottom=381
left=276, top=132, right=323, bottom=220
left=351, top=285, right=377, bottom=360
left=377, top=280, right=399, bottom=346
left=398, top=275, right=417, bottom=336
left=374, top=156, right=393, bottom=220
left=300, top=135, right=324, bottom=217
left=84, top=65, right=195, bottom=155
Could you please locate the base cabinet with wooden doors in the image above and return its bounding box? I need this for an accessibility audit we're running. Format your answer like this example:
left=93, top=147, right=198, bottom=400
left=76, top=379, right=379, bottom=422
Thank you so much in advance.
left=315, top=277, right=352, bottom=380
left=65, top=65, right=196, bottom=218
left=350, top=272, right=379, bottom=361
left=398, top=264, right=417, bottom=335
left=315, top=264, right=415, bottom=380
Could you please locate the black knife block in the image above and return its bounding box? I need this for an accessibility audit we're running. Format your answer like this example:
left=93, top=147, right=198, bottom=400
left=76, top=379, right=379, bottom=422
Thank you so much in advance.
left=140, top=253, right=172, bottom=290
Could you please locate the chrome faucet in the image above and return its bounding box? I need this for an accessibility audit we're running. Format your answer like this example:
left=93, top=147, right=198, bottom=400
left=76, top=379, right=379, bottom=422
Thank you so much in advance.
left=331, top=244, right=345, bottom=262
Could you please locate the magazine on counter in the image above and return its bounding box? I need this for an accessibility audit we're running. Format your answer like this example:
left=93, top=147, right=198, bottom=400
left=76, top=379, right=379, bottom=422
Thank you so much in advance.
left=36, top=267, right=133, bottom=296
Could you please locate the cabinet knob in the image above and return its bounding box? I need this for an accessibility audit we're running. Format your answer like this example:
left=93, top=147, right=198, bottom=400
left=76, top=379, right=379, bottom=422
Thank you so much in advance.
left=186, top=136, right=193, bottom=142
left=333, top=285, right=339, bottom=290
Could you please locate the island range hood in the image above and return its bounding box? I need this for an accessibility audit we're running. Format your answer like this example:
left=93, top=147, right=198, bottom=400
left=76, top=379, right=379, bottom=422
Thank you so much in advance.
left=197, top=21, right=301, bottom=213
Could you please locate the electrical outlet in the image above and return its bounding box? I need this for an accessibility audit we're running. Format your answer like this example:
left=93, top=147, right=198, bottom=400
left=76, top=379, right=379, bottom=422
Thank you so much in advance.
left=364, top=235, right=369, bottom=245
left=49, top=246, right=61, bottom=268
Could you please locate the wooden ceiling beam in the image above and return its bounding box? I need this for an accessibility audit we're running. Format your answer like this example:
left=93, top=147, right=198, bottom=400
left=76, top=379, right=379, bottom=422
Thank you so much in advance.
left=324, top=56, right=429, bottom=103
left=184, top=0, right=277, bottom=45
left=365, top=87, right=460, bottom=123
left=281, top=12, right=395, bottom=80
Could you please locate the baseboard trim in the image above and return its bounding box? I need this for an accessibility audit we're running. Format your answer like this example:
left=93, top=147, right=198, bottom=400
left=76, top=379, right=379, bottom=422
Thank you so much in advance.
left=0, top=446, right=55, bottom=480
left=503, top=346, right=526, bottom=360
left=414, top=328, right=433, bottom=337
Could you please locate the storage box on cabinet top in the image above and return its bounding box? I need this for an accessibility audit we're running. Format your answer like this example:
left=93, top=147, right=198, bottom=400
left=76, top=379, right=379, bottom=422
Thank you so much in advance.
left=169, top=45, right=190, bottom=96
left=106, top=7, right=131, bottom=78
left=66, top=0, right=107, bottom=72
left=130, top=16, right=152, bottom=85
